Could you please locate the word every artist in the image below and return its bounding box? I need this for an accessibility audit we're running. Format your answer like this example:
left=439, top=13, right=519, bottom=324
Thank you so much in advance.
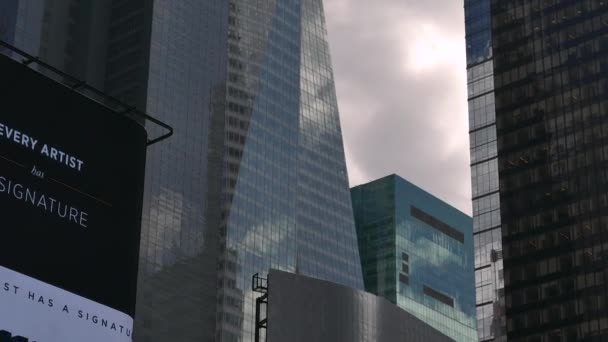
left=0, top=121, right=84, bottom=172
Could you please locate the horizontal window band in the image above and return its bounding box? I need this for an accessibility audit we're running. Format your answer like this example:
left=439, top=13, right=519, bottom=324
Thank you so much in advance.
left=411, top=206, right=465, bottom=243
left=423, top=285, right=454, bottom=307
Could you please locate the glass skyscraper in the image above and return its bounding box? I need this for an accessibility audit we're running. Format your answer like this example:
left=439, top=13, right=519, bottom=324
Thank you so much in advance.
left=351, top=175, right=477, bottom=342
left=491, top=1, right=608, bottom=341
left=216, top=0, right=362, bottom=340
left=1, top=1, right=363, bottom=341
left=465, top=1, right=608, bottom=341
left=465, top=1, right=506, bottom=341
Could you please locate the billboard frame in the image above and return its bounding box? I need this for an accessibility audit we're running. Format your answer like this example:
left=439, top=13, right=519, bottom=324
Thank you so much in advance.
left=0, top=39, right=173, bottom=146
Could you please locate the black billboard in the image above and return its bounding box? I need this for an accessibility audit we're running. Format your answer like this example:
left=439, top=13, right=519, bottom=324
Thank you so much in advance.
left=0, top=53, right=147, bottom=341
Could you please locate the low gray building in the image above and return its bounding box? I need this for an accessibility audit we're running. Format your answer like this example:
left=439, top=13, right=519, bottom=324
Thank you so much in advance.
left=262, top=269, right=454, bottom=342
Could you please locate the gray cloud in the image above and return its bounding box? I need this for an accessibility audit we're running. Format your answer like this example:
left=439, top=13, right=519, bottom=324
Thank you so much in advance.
left=325, top=0, right=473, bottom=214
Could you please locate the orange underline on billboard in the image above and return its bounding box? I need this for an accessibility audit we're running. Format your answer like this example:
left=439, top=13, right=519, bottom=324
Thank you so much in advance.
left=0, top=153, right=112, bottom=207
left=49, top=177, right=113, bottom=207
left=0, top=154, right=25, bottom=168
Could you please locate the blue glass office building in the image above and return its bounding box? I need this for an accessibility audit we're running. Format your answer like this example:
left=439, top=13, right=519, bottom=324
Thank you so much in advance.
left=351, top=175, right=477, bottom=342
left=2, top=0, right=363, bottom=341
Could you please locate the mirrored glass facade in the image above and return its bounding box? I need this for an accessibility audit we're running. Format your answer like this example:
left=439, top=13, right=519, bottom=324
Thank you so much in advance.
left=351, top=175, right=477, bottom=342
left=3, top=1, right=362, bottom=341
left=297, top=0, right=363, bottom=289
left=465, top=1, right=506, bottom=341
left=0, top=0, right=44, bottom=57
left=490, top=1, right=608, bottom=341
left=135, top=0, right=227, bottom=341
left=217, top=1, right=363, bottom=340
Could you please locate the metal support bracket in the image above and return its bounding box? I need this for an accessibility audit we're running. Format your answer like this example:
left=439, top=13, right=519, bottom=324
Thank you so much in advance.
left=252, top=273, right=269, bottom=342
left=1, top=40, right=173, bottom=146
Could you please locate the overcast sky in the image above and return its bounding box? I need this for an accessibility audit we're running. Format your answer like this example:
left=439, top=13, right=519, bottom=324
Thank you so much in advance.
left=325, top=0, right=472, bottom=215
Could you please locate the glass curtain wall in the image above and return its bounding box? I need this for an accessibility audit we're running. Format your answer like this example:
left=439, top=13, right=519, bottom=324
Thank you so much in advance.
left=491, top=1, right=608, bottom=340
left=216, top=0, right=363, bottom=341
left=465, top=0, right=507, bottom=341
